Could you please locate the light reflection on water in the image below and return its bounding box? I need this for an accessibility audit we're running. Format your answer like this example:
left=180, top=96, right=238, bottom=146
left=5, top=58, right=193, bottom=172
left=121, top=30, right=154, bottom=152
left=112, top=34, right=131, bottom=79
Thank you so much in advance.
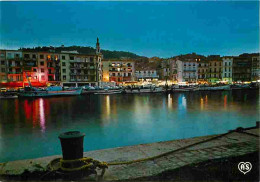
left=0, top=90, right=258, bottom=162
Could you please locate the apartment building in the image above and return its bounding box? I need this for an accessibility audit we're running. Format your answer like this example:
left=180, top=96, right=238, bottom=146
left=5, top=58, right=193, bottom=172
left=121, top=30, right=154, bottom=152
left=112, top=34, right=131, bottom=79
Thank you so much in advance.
left=0, top=38, right=103, bottom=88
left=197, top=60, right=209, bottom=83
left=208, top=55, right=222, bottom=83
left=222, top=57, right=233, bottom=83
left=135, top=70, right=159, bottom=81
left=251, top=56, right=259, bottom=81
left=66, top=53, right=102, bottom=87
left=160, top=59, right=177, bottom=82
left=0, top=50, right=7, bottom=82
left=232, top=56, right=252, bottom=82
left=176, top=59, right=198, bottom=82
left=102, top=59, right=135, bottom=83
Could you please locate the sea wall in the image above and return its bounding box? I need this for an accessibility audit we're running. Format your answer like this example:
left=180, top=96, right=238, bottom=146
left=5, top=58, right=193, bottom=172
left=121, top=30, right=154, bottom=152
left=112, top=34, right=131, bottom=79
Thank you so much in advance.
left=0, top=124, right=259, bottom=181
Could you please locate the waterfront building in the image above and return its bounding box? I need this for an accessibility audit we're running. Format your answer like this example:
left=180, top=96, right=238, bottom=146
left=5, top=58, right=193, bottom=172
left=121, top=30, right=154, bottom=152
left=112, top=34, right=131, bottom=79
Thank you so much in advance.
left=176, top=59, right=198, bottom=83
left=6, top=50, right=24, bottom=87
left=232, top=56, right=252, bottom=82
left=65, top=53, right=102, bottom=87
left=197, top=60, right=209, bottom=83
left=135, top=70, right=159, bottom=81
left=0, top=50, right=7, bottom=83
left=0, top=38, right=103, bottom=88
left=23, top=51, right=45, bottom=86
left=222, top=57, right=233, bottom=83
left=160, top=59, right=178, bottom=82
left=207, top=55, right=222, bottom=83
left=102, top=59, right=135, bottom=83
left=36, top=52, right=61, bottom=85
left=251, top=56, right=259, bottom=81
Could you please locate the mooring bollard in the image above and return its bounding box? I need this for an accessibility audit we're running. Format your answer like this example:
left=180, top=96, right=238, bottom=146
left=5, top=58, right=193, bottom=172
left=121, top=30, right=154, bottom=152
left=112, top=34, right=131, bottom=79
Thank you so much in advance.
left=59, top=131, right=85, bottom=160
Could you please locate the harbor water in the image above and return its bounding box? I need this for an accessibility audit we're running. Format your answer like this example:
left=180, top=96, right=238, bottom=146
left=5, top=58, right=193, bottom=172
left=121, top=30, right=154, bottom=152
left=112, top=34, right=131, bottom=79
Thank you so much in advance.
left=0, top=90, right=258, bottom=162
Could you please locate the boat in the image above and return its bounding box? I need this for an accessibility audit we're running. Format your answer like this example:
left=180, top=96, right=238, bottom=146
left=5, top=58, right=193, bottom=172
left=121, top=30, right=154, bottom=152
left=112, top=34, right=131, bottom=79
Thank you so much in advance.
left=122, top=85, right=163, bottom=94
left=171, top=85, right=199, bottom=92
left=94, top=89, right=122, bottom=95
left=18, top=73, right=82, bottom=97
left=19, top=86, right=82, bottom=97
left=0, top=92, right=18, bottom=99
left=199, top=85, right=230, bottom=91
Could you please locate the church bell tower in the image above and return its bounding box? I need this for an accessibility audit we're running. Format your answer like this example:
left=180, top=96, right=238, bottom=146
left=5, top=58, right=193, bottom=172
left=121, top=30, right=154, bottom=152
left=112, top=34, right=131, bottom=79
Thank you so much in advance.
left=96, top=37, right=100, bottom=54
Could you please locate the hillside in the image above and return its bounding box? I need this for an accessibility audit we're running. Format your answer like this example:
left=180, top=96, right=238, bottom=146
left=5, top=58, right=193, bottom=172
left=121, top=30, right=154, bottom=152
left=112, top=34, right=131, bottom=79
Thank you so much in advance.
left=20, top=46, right=144, bottom=59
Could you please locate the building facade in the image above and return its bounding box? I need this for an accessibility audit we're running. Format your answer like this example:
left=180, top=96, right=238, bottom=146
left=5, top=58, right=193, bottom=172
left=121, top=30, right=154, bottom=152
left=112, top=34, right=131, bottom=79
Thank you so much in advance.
left=0, top=38, right=103, bottom=88
left=135, top=70, right=159, bottom=81
left=197, top=61, right=209, bottom=83
left=208, top=56, right=222, bottom=83
left=160, top=59, right=177, bottom=82
left=222, top=57, right=233, bottom=83
left=102, top=59, right=135, bottom=84
left=251, top=56, right=259, bottom=81
left=176, top=59, right=198, bottom=82
left=232, top=57, right=252, bottom=82
left=0, top=50, right=7, bottom=83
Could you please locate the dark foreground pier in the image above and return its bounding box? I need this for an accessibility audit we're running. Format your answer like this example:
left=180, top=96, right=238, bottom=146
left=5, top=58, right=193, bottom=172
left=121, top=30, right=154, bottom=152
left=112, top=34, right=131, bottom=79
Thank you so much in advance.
left=0, top=124, right=259, bottom=181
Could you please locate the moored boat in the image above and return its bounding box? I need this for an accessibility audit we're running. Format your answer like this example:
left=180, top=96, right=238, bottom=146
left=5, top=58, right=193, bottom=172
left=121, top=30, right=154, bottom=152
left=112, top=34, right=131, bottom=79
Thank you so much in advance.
left=0, top=92, right=18, bottom=99
left=171, top=85, right=199, bottom=92
left=122, top=85, right=163, bottom=94
left=94, top=89, right=122, bottom=95
left=199, top=85, right=230, bottom=91
left=19, top=86, right=82, bottom=97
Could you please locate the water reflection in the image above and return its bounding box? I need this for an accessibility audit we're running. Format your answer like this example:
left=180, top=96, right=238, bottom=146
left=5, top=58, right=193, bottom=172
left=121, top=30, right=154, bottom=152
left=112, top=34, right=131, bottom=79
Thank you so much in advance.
left=168, top=94, right=172, bottom=109
left=200, top=98, right=204, bottom=110
left=224, top=95, right=227, bottom=110
left=39, top=99, right=46, bottom=133
left=178, top=94, right=187, bottom=114
left=0, top=90, right=258, bottom=162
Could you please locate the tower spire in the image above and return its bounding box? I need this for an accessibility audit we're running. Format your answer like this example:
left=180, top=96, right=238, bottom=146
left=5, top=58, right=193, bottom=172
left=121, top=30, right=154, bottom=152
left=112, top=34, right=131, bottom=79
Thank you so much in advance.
left=96, top=37, right=100, bottom=54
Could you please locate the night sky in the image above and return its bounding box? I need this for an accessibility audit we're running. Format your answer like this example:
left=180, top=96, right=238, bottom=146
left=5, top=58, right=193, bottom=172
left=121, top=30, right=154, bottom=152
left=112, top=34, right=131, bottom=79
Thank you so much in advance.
left=0, top=1, right=259, bottom=58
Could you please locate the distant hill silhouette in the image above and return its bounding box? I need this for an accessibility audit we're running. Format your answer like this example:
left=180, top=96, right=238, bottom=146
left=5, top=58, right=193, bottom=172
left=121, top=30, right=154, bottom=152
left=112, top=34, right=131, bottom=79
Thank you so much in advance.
left=20, top=46, right=144, bottom=59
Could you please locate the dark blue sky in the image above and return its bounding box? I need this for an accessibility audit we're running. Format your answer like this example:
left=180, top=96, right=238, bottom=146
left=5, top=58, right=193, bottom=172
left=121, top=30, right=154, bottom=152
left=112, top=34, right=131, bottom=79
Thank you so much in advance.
left=0, top=1, right=259, bottom=58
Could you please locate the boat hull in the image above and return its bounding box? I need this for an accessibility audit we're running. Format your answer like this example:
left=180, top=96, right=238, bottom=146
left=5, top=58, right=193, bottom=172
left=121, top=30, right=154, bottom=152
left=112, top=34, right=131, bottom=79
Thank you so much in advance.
left=94, top=90, right=122, bottom=95
left=19, top=89, right=82, bottom=97
left=199, top=85, right=230, bottom=91
left=0, top=95, right=18, bottom=99
left=123, top=88, right=163, bottom=94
